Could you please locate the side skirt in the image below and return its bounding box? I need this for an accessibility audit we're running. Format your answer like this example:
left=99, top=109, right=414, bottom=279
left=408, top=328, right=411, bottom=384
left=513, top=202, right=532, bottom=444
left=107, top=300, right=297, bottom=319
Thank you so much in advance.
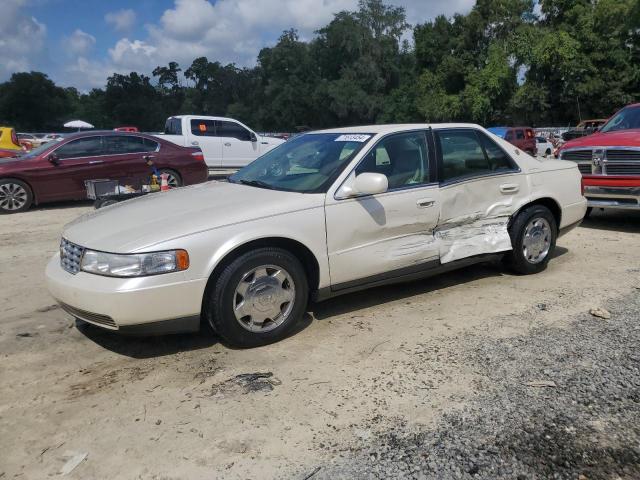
left=312, top=253, right=505, bottom=302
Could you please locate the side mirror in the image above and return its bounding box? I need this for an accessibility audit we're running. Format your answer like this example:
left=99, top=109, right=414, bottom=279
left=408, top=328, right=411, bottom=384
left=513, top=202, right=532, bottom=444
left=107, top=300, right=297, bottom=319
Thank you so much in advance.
left=354, top=173, right=388, bottom=196
left=48, top=153, right=60, bottom=165
left=250, top=132, right=258, bottom=143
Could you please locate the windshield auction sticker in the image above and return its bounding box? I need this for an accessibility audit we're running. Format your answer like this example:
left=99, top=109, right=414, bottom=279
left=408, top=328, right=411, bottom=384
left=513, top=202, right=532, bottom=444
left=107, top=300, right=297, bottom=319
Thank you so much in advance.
left=335, top=134, right=371, bottom=142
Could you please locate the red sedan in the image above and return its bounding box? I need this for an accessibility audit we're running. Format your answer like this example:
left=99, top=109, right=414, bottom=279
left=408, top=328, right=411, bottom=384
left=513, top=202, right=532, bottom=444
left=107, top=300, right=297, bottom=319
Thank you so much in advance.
left=0, top=131, right=208, bottom=213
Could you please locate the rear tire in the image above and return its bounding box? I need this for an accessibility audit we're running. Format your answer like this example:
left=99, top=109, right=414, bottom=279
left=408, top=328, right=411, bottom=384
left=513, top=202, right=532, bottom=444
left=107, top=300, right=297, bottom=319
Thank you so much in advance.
left=204, top=247, right=309, bottom=348
left=584, top=207, right=593, bottom=218
left=0, top=178, right=33, bottom=214
left=504, top=205, right=557, bottom=275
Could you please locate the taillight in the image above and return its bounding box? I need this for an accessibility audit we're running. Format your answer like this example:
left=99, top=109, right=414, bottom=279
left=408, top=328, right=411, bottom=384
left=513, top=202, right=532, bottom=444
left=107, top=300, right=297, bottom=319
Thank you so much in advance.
left=191, top=151, right=204, bottom=162
left=11, top=130, right=18, bottom=146
left=580, top=176, right=585, bottom=195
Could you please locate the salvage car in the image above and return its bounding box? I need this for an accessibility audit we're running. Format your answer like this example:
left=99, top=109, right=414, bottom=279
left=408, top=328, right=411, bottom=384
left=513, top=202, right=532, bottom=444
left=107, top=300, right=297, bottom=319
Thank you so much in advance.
left=0, top=131, right=207, bottom=213
left=561, top=119, right=607, bottom=142
left=46, top=124, right=586, bottom=347
left=159, top=115, right=285, bottom=170
left=487, top=127, right=536, bottom=156
left=558, top=103, right=640, bottom=214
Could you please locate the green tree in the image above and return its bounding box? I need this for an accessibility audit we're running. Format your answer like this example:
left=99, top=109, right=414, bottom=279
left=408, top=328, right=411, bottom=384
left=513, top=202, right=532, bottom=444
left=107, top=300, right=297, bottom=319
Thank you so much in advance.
left=0, top=72, right=70, bottom=130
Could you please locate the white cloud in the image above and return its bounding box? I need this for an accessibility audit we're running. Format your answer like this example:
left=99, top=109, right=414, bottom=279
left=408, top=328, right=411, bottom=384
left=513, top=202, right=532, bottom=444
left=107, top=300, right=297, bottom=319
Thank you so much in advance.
left=63, top=29, right=96, bottom=56
left=0, top=0, right=47, bottom=79
left=105, top=9, right=136, bottom=32
left=38, top=0, right=477, bottom=90
left=104, top=0, right=474, bottom=76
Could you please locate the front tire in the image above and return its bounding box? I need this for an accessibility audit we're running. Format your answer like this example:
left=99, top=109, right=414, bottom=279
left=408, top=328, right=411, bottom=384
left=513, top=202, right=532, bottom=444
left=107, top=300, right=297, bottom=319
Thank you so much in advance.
left=0, top=179, right=33, bottom=213
left=504, top=205, right=557, bottom=275
left=204, top=247, right=309, bottom=348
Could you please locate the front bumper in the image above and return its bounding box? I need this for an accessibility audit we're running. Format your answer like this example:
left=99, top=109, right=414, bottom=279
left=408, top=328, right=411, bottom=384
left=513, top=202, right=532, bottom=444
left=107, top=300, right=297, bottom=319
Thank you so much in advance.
left=46, top=254, right=208, bottom=334
left=582, top=177, right=640, bottom=210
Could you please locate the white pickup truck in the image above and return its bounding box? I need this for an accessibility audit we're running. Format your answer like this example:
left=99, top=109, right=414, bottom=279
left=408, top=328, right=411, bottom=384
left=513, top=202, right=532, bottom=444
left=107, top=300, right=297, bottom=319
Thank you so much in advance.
left=157, top=115, right=285, bottom=170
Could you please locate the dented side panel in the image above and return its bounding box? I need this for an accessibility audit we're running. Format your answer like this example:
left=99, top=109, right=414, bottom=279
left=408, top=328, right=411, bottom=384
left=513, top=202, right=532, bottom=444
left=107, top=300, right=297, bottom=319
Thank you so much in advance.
left=436, top=173, right=529, bottom=263
left=325, top=186, right=441, bottom=285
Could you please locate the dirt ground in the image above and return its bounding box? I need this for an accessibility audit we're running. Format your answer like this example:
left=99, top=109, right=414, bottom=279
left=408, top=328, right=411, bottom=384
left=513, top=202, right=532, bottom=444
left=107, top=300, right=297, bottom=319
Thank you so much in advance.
left=0, top=202, right=639, bottom=479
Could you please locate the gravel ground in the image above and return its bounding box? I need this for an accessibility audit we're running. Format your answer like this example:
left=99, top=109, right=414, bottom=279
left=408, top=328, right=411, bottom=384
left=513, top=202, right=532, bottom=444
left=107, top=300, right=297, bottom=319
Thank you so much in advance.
left=318, top=292, right=640, bottom=480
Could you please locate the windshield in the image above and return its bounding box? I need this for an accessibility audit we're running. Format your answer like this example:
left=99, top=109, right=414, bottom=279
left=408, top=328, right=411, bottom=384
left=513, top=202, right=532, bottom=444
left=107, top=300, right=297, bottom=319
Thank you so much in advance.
left=19, top=141, right=57, bottom=159
left=600, top=106, right=640, bottom=133
left=229, top=133, right=373, bottom=193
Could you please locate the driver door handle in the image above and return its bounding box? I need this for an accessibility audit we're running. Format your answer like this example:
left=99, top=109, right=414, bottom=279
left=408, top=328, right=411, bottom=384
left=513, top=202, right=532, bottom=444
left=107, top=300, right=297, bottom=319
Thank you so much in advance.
left=224, top=142, right=231, bottom=147
left=500, top=183, right=519, bottom=194
left=89, top=160, right=104, bottom=164
left=417, top=198, right=436, bottom=208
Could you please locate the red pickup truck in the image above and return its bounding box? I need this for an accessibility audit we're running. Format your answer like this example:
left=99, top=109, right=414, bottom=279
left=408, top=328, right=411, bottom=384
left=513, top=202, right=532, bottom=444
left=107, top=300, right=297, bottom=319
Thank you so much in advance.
left=558, top=103, right=640, bottom=214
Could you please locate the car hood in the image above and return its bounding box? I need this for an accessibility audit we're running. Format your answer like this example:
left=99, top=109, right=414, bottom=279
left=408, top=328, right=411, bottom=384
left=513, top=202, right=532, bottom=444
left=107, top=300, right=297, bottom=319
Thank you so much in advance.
left=561, top=129, right=640, bottom=149
left=63, top=181, right=324, bottom=253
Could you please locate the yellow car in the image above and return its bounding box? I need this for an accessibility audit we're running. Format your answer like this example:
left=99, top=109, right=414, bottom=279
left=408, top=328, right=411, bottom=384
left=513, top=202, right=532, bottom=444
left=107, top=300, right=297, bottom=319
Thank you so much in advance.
left=0, top=127, right=24, bottom=157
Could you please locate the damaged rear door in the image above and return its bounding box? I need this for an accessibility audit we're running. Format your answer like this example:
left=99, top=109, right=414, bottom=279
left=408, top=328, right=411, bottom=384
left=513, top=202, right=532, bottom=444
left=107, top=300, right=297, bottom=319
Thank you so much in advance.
left=325, top=130, right=440, bottom=287
left=433, top=128, right=527, bottom=263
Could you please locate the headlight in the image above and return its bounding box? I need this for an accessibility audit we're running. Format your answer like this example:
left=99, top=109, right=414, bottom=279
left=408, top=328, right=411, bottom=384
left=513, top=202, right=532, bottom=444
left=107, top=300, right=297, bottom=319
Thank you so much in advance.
left=80, top=249, right=189, bottom=277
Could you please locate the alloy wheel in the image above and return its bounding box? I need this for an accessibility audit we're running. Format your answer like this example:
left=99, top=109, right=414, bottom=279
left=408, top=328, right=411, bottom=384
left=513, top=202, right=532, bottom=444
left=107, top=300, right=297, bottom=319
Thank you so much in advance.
left=233, top=264, right=296, bottom=333
left=0, top=183, right=28, bottom=211
left=522, top=217, right=552, bottom=264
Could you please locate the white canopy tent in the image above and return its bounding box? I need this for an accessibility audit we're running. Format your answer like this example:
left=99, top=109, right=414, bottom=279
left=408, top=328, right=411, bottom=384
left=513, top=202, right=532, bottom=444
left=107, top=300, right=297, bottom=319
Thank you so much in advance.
left=63, top=120, right=94, bottom=131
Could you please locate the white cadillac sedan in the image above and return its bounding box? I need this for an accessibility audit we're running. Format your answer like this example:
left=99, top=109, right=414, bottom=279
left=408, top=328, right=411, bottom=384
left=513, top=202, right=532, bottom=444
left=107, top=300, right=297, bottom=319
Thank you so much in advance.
left=46, top=124, right=586, bottom=347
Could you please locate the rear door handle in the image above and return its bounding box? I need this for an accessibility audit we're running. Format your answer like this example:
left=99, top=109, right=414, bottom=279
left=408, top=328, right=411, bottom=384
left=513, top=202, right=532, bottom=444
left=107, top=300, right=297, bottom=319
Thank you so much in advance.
left=89, top=160, right=104, bottom=164
left=417, top=198, right=436, bottom=208
left=224, top=142, right=231, bottom=147
left=500, top=183, right=519, bottom=194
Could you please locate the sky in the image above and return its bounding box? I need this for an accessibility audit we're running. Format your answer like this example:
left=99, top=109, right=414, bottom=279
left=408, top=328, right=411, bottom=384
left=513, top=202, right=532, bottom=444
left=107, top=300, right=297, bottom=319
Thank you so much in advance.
left=2, top=0, right=475, bottom=91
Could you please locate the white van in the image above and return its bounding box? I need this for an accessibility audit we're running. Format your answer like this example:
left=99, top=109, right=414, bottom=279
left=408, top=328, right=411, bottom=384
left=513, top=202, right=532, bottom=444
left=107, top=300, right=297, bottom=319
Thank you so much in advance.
left=158, top=115, right=285, bottom=170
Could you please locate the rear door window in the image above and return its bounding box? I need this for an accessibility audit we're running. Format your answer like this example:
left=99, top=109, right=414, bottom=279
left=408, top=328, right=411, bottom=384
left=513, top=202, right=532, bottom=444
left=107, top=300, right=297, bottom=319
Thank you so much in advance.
left=505, top=130, right=513, bottom=141
left=436, top=129, right=491, bottom=181
left=104, top=136, right=158, bottom=154
left=190, top=119, right=216, bottom=137
left=55, top=137, right=103, bottom=159
left=164, top=117, right=182, bottom=135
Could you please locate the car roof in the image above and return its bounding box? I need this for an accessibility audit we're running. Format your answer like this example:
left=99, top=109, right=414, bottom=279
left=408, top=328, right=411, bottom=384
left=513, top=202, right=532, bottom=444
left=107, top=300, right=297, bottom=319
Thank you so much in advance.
left=310, top=123, right=487, bottom=135
left=60, top=130, right=160, bottom=141
left=170, top=115, right=237, bottom=122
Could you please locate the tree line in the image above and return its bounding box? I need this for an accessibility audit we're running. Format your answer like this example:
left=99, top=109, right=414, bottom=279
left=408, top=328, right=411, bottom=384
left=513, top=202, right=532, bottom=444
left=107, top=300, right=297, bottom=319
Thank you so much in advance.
left=0, top=0, right=638, bottom=133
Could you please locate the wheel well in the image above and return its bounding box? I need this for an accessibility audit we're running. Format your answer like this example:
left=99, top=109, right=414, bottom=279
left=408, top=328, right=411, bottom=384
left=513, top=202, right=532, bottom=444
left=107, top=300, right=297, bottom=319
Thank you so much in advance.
left=201, top=237, right=320, bottom=308
left=515, top=197, right=561, bottom=229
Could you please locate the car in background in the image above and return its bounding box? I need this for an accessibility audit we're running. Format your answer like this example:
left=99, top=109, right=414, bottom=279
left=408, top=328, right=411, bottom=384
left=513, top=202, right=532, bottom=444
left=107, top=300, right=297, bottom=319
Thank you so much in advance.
left=114, top=126, right=139, bottom=132
left=46, top=123, right=585, bottom=347
left=159, top=115, right=285, bottom=170
left=536, top=136, right=554, bottom=157
left=562, top=119, right=607, bottom=142
left=0, top=131, right=208, bottom=213
left=41, top=133, right=64, bottom=144
left=487, top=127, right=536, bottom=156
left=558, top=103, right=640, bottom=214
left=17, top=133, right=47, bottom=149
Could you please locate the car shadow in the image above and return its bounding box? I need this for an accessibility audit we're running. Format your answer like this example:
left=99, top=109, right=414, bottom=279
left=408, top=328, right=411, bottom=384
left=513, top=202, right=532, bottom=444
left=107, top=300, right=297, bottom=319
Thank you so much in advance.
left=580, top=209, right=640, bottom=234
left=31, top=200, right=94, bottom=211
left=76, top=312, right=316, bottom=357
left=311, top=261, right=506, bottom=321
left=76, top=320, right=218, bottom=359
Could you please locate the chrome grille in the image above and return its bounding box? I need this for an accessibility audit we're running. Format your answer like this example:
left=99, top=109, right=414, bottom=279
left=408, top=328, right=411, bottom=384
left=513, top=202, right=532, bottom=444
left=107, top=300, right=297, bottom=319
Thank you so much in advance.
left=60, top=302, right=118, bottom=329
left=60, top=238, right=85, bottom=274
left=606, top=149, right=640, bottom=162
left=606, top=164, right=640, bottom=175
left=577, top=164, right=591, bottom=174
left=561, top=150, right=592, bottom=161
